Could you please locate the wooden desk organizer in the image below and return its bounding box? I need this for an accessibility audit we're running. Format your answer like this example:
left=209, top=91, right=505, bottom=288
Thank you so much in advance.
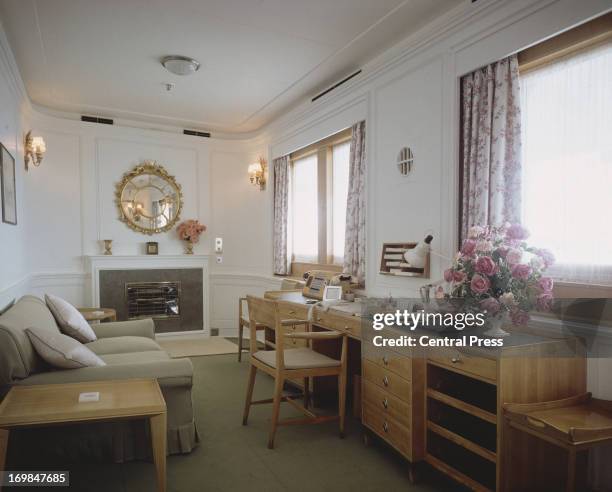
left=379, top=242, right=430, bottom=278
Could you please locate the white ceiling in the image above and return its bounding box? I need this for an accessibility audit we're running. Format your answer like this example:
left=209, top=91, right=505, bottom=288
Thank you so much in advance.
left=0, top=0, right=462, bottom=133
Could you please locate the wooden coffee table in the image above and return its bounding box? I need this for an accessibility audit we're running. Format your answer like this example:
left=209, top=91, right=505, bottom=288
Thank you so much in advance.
left=0, top=379, right=166, bottom=492
left=77, top=307, right=117, bottom=323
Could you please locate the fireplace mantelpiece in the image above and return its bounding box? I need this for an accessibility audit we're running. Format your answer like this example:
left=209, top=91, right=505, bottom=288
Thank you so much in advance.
left=85, top=255, right=209, bottom=335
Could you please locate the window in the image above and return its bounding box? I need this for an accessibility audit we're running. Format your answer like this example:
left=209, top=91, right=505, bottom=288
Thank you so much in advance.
left=332, top=141, right=350, bottom=263
left=289, top=129, right=351, bottom=268
left=520, top=42, right=612, bottom=284
left=291, top=154, right=318, bottom=261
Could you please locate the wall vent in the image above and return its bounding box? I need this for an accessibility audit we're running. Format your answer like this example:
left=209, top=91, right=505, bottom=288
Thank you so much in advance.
left=183, top=129, right=211, bottom=138
left=81, top=115, right=114, bottom=125
left=311, top=70, right=362, bottom=103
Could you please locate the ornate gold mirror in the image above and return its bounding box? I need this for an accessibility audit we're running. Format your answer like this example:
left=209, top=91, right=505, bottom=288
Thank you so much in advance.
left=115, top=161, right=183, bottom=235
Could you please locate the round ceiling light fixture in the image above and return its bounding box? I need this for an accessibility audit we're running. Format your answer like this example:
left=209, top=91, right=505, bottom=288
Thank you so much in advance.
left=161, top=55, right=200, bottom=76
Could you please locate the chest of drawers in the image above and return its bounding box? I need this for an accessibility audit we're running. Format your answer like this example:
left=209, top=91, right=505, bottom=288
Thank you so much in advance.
left=361, top=341, right=425, bottom=465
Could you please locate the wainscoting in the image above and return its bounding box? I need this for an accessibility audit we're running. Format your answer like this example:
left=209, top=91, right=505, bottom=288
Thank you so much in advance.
left=209, top=272, right=282, bottom=337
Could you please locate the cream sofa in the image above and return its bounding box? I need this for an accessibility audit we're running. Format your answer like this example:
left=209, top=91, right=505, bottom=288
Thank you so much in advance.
left=0, top=295, right=198, bottom=459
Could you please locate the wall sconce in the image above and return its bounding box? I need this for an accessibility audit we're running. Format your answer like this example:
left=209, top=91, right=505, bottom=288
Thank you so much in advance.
left=248, top=158, right=266, bottom=190
left=24, top=131, right=46, bottom=171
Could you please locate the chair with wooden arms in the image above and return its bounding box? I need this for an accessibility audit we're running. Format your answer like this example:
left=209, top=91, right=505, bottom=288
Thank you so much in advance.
left=242, top=295, right=348, bottom=449
left=237, top=279, right=305, bottom=362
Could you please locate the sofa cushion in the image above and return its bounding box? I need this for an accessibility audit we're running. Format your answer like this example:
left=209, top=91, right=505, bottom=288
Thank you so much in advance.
left=45, top=294, right=97, bottom=343
left=26, top=327, right=106, bottom=369
left=0, top=295, right=60, bottom=384
left=99, top=350, right=170, bottom=365
left=86, top=336, right=162, bottom=356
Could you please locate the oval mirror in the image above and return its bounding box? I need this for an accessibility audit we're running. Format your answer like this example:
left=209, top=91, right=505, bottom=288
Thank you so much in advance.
left=115, top=161, right=183, bottom=235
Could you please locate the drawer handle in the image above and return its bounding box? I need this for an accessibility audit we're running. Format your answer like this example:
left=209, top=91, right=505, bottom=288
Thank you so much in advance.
left=451, top=357, right=461, bottom=364
left=289, top=310, right=296, bottom=315
left=316, top=317, right=322, bottom=321
left=382, top=356, right=388, bottom=366
left=383, top=376, right=389, bottom=387
left=382, top=398, right=388, bottom=409
left=383, top=421, right=389, bottom=433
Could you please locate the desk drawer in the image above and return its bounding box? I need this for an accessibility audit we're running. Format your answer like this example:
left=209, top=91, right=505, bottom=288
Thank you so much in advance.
left=364, top=350, right=412, bottom=380
left=363, top=379, right=411, bottom=427
left=363, top=359, right=411, bottom=402
left=428, top=349, right=497, bottom=383
left=282, top=324, right=308, bottom=348
left=313, top=310, right=361, bottom=338
left=363, top=402, right=411, bottom=458
left=277, top=304, right=309, bottom=322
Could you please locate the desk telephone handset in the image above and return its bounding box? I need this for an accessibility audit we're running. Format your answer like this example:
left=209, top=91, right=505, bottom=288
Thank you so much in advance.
left=302, top=270, right=351, bottom=301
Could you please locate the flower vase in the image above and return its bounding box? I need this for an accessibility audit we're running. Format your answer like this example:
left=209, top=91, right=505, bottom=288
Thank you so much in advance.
left=185, top=240, right=194, bottom=255
left=484, top=311, right=510, bottom=338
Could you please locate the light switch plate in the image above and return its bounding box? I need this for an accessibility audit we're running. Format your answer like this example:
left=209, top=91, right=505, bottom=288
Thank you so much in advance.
left=214, top=237, right=223, bottom=253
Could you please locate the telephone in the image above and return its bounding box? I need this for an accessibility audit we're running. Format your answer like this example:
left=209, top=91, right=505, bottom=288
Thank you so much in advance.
left=302, top=270, right=352, bottom=300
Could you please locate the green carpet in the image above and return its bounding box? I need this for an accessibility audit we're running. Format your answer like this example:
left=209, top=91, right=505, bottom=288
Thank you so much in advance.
left=6, top=355, right=461, bottom=491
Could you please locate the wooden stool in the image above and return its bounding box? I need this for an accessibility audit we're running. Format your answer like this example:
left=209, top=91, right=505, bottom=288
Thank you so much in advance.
left=504, top=393, right=612, bottom=492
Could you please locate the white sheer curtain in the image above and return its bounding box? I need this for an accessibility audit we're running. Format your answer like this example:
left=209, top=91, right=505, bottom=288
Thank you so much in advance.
left=520, top=43, right=612, bottom=284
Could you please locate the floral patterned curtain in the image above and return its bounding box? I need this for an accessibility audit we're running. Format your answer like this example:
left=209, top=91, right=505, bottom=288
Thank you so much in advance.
left=343, top=121, right=366, bottom=283
left=273, top=155, right=290, bottom=275
left=460, top=55, right=522, bottom=242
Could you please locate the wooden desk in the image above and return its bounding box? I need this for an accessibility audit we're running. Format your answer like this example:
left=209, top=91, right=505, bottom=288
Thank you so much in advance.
left=263, top=291, right=424, bottom=479
left=263, top=291, right=362, bottom=340
left=0, top=379, right=167, bottom=492
left=262, top=291, right=588, bottom=491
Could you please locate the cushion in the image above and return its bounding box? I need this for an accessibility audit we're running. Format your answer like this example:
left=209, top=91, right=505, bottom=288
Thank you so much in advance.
left=45, top=294, right=97, bottom=343
left=26, top=327, right=106, bottom=369
left=0, top=298, right=15, bottom=315
left=0, top=295, right=61, bottom=383
left=86, top=336, right=162, bottom=356
left=99, top=350, right=171, bottom=365
left=253, top=348, right=341, bottom=369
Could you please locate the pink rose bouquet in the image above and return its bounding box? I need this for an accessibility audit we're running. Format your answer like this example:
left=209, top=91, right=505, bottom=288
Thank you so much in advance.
left=177, top=219, right=206, bottom=244
left=442, top=223, right=555, bottom=325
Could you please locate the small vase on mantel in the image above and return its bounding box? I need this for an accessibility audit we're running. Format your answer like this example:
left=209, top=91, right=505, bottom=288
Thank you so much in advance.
left=185, top=240, right=194, bottom=255
left=177, top=219, right=206, bottom=256
left=103, top=239, right=113, bottom=256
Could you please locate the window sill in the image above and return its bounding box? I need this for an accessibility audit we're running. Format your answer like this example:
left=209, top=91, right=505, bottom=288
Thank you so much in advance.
left=553, top=280, right=612, bottom=299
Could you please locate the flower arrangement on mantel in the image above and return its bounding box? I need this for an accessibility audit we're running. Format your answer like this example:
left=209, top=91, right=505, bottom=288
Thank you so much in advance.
left=177, top=220, right=206, bottom=255
left=442, top=224, right=555, bottom=337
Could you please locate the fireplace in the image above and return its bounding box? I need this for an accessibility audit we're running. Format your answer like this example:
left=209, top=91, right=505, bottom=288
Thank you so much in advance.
left=126, top=281, right=181, bottom=320
left=99, top=268, right=203, bottom=333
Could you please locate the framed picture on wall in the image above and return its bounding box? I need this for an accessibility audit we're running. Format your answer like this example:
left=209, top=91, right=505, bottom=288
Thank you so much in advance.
left=1, top=143, right=17, bottom=225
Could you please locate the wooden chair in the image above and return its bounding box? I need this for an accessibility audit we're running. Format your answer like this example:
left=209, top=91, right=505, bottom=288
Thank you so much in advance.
left=242, top=295, right=348, bottom=449
left=237, top=298, right=267, bottom=361
left=237, top=279, right=304, bottom=362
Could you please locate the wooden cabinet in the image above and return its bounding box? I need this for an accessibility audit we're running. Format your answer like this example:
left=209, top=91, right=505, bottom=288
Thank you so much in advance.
left=424, top=335, right=586, bottom=492
left=361, top=340, right=425, bottom=465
